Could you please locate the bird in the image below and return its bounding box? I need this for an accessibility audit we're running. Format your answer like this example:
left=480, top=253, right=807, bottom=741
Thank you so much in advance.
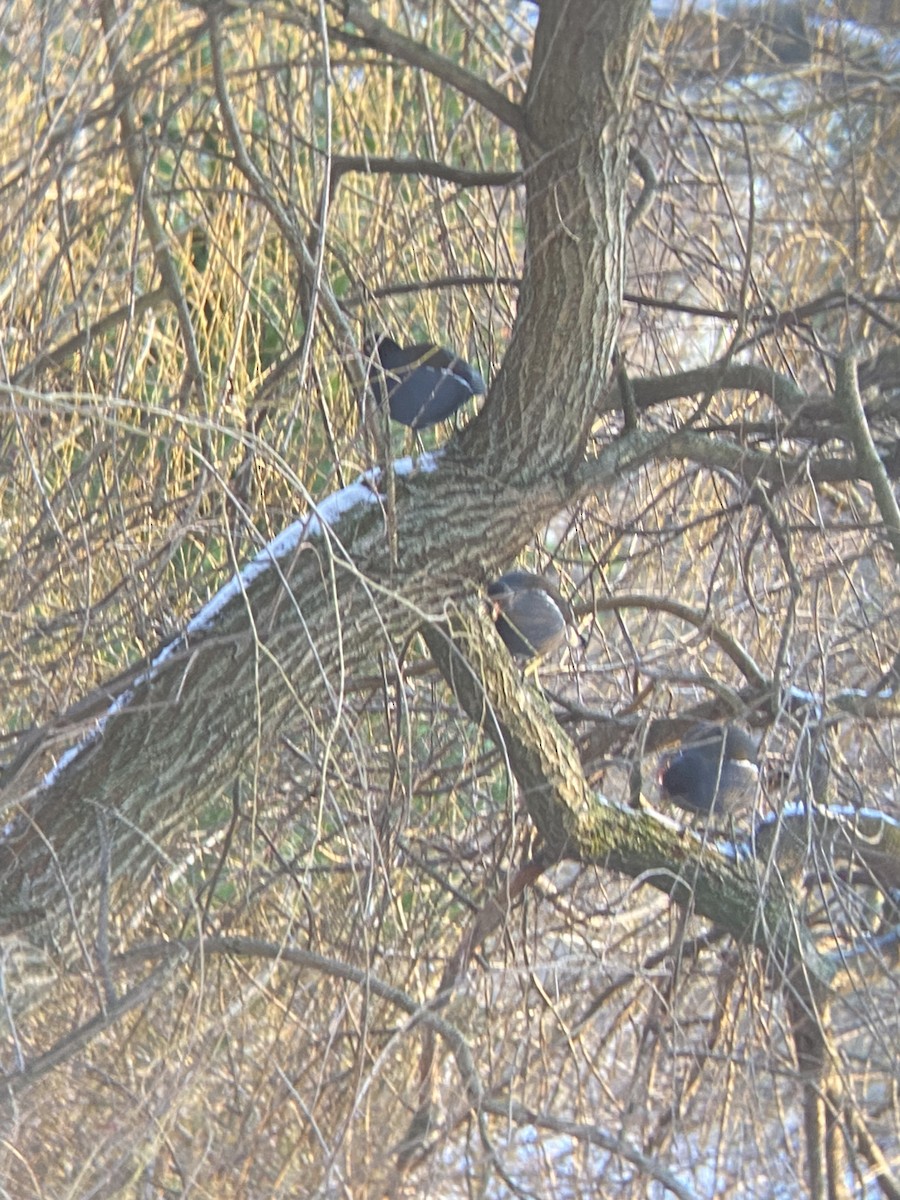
left=488, top=570, right=579, bottom=664
left=658, top=725, right=759, bottom=818
left=364, top=334, right=486, bottom=430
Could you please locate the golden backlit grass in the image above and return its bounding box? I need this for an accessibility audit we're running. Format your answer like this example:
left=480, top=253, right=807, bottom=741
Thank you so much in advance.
left=0, top=1, right=898, bottom=1195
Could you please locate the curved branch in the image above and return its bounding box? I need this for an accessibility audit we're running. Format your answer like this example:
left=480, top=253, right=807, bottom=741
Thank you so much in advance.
left=628, top=361, right=808, bottom=419
left=11, top=287, right=169, bottom=387
left=754, top=805, right=900, bottom=907
left=573, top=426, right=860, bottom=499
left=626, top=145, right=658, bottom=231
left=591, top=593, right=769, bottom=690
left=479, top=1098, right=699, bottom=1200
left=848, top=1108, right=900, bottom=1200
left=425, top=602, right=832, bottom=990
left=0, top=954, right=184, bottom=1102
left=835, top=353, right=900, bottom=566
left=326, top=0, right=525, bottom=133
left=329, top=155, right=519, bottom=190
left=658, top=431, right=860, bottom=488
left=99, top=0, right=206, bottom=403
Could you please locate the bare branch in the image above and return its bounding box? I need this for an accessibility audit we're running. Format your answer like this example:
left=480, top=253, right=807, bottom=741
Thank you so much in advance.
left=835, top=352, right=900, bottom=566
left=324, top=0, right=525, bottom=132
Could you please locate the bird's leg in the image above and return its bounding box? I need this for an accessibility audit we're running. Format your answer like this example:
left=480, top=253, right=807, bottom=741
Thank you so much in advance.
left=523, top=658, right=542, bottom=686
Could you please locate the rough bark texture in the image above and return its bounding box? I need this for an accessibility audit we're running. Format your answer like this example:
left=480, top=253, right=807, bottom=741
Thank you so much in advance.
left=458, top=0, right=645, bottom=474
left=0, top=467, right=551, bottom=949
left=0, top=0, right=851, bottom=1015
left=0, top=0, right=661, bottom=982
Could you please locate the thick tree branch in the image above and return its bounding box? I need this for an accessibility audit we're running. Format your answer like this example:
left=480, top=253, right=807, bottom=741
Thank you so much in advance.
left=329, top=154, right=519, bottom=191
left=458, top=0, right=649, bottom=475
left=835, top=353, right=900, bottom=566
left=628, top=361, right=808, bottom=418
left=657, top=431, right=859, bottom=488
left=0, top=456, right=565, bottom=956
left=323, top=0, right=525, bottom=132
left=425, top=605, right=833, bottom=990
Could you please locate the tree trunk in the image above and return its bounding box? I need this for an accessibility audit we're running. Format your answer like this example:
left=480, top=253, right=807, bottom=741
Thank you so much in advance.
left=0, top=0, right=650, bottom=976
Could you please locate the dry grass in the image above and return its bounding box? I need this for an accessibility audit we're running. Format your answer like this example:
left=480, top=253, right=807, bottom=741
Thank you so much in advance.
left=0, top=0, right=898, bottom=1195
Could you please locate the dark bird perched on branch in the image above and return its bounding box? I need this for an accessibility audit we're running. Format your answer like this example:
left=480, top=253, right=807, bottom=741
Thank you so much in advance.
left=658, top=725, right=759, bottom=818
left=488, top=570, right=581, bottom=664
left=364, top=334, right=486, bottom=430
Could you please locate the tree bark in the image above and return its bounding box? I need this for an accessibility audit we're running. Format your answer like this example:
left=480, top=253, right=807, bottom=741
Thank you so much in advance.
left=0, top=0, right=652, bottom=977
